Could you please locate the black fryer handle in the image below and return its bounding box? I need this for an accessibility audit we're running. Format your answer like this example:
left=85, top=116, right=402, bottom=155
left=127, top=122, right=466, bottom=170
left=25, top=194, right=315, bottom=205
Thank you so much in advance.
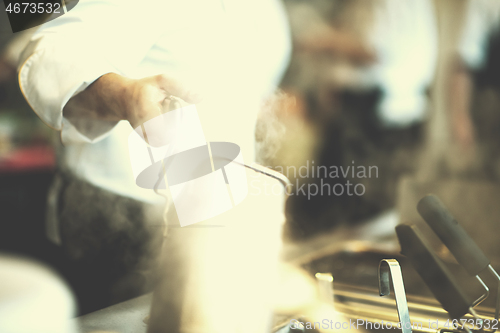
left=396, top=224, right=472, bottom=319
left=417, top=194, right=490, bottom=276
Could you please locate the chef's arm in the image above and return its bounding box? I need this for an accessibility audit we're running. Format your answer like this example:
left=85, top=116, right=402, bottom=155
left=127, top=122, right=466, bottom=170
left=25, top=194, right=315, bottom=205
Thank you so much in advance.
left=63, top=72, right=202, bottom=130
left=295, top=28, right=375, bottom=64
left=448, top=56, right=475, bottom=150
left=18, top=0, right=193, bottom=144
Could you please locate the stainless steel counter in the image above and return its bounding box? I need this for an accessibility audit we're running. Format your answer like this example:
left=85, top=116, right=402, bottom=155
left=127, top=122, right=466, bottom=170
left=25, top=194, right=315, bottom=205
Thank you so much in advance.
left=75, top=293, right=152, bottom=333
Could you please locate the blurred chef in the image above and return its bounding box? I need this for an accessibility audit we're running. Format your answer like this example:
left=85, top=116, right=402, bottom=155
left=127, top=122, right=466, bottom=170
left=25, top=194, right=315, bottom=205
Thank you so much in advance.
left=18, top=0, right=290, bottom=314
left=281, top=0, right=438, bottom=233
left=448, top=0, right=500, bottom=175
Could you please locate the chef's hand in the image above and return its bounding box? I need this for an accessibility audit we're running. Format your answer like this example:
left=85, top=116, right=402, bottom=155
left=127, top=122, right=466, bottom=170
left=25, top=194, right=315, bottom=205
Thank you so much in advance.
left=120, top=74, right=203, bottom=129
left=64, top=73, right=203, bottom=130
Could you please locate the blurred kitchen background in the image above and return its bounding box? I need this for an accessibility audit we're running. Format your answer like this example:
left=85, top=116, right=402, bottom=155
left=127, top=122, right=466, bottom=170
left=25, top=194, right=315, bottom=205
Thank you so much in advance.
left=1, top=0, right=500, bottom=329
left=0, top=20, right=57, bottom=263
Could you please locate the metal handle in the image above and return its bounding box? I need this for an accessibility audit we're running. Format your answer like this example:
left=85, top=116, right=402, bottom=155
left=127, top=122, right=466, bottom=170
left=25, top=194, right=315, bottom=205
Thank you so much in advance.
left=379, top=259, right=412, bottom=333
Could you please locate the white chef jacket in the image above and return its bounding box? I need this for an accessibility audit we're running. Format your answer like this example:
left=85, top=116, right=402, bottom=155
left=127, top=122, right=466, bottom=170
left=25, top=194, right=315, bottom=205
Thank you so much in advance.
left=458, top=0, right=500, bottom=70
left=18, top=0, right=291, bottom=243
left=367, top=0, right=438, bottom=126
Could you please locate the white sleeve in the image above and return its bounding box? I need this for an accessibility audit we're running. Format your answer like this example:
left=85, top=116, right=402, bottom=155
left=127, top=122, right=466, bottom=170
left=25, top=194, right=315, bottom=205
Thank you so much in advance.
left=458, top=0, right=500, bottom=70
left=18, top=0, right=168, bottom=144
